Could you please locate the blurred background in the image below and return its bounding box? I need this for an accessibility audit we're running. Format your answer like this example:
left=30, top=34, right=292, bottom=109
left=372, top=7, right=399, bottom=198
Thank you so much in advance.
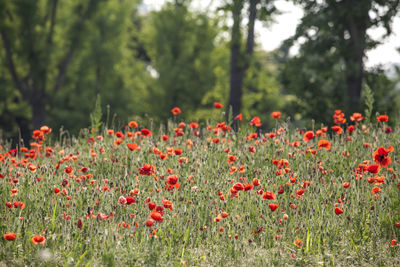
left=1, top=0, right=399, bottom=141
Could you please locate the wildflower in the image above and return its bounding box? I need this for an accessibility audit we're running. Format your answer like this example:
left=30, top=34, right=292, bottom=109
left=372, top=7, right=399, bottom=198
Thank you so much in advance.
left=127, top=143, right=138, bottom=151
left=262, top=192, right=276, bottom=200
left=318, top=139, right=331, bottom=150
left=335, top=207, right=344, bottom=215
left=139, top=164, right=155, bottom=175
left=141, top=129, right=152, bottom=137
left=234, top=113, right=243, bottom=121
left=373, top=146, right=394, bottom=167
left=331, top=126, right=343, bottom=134
left=128, top=121, right=138, bottom=128
left=293, top=239, right=303, bottom=247
left=271, top=111, right=281, bottom=119
left=268, top=203, right=279, bottom=211
left=350, top=113, right=364, bottom=122
left=377, top=115, right=388, bottom=122
left=32, top=235, right=46, bottom=245
left=367, top=164, right=381, bottom=174
left=214, top=102, right=223, bottom=109
left=250, top=116, right=262, bottom=127
left=303, top=131, right=314, bottom=142
left=3, top=232, right=17, bottom=241
left=171, top=107, right=182, bottom=115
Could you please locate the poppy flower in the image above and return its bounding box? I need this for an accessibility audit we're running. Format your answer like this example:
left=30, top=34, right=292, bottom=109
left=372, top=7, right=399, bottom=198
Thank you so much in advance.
left=171, top=107, right=182, bottom=115
left=141, top=129, right=152, bottom=137
left=233, top=183, right=244, bottom=191
left=342, top=182, right=350, bottom=188
left=350, top=113, right=364, bottom=121
left=150, top=211, right=164, bottom=222
left=139, top=164, right=155, bottom=175
left=166, top=175, right=178, bottom=185
left=128, top=120, right=138, bottom=128
left=334, top=207, right=344, bottom=215
left=163, top=199, right=173, bottom=211
left=32, top=235, right=46, bottom=245
left=371, top=187, right=381, bottom=194
left=268, top=203, right=279, bottom=211
left=146, top=219, right=155, bottom=227
left=377, top=115, right=388, bottom=122
left=293, top=239, right=303, bottom=247
left=318, top=139, right=331, bottom=150
left=252, top=178, right=260, bottom=187
left=3, top=232, right=17, bottom=241
left=262, top=191, right=276, bottom=200
left=347, top=125, right=354, bottom=134
left=189, top=122, right=199, bottom=129
left=331, top=126, right=343, bottom=134
left=40, top=126, right=52, bottom=134
left=234, top=113, right=242, bottom=121
left=250, top=116, right=262, bottom=127
left=126, top=196, right=136, bottom=205
left=303, top=131, right=314, bottom=142
left=244, top=184, right=253, bottom=191
left=214, top=102, right=223, bottom=109
left=373, top=146, right=393, bottom=167
left=367, top=164, right=381, bottom=174
left=271, top=111, right=281, bottom=119
left=127, top=143, right=138, bottom=151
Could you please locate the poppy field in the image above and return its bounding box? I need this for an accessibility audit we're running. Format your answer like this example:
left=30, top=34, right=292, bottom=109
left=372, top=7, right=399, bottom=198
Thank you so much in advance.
left=1, top=107, right=400, bottom=266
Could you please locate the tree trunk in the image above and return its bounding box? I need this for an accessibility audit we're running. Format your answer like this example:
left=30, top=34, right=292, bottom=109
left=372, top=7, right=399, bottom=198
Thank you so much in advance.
left=228, top=0, right=258, bottom=122
left=31, top=92, right=46, bottom=129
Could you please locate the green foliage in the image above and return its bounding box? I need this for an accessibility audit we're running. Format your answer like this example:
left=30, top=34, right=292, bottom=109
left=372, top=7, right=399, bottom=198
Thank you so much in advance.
left=362, top=83, right=374, bottom=124
left=90, top=94, right=102, bottom=134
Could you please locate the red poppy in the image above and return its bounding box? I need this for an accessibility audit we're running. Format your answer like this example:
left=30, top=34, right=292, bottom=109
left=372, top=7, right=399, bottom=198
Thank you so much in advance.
left=303, top=131, right=314, bottom=142
left=214, top=102, right=223, bottom=109
left=174, top=148, right=182, bottom=155
left=350, top=113, right=364, bottom=122
left=262, top=191, right=276, bottom=200
left=234, top=113, right=243, bottom=121
left=318, top=139, right=331, bottom=150
left=252, top=178, right=260, bottom=187
left=139, top=164, right=156, bottom=175
left=331, top=126, right=343, bottom=134
left=126, top=196, right=136, bottom=205
left=342, top=182, right=350, bottom=188
left=171, top=107, right=182, bottom=115
left=163, top=199, right=173, bottom=211
left=250, top=116, right=262, bottom=127
left=293, top=239, right=303, bottom=247
left=150, top=211, right=164, bottom=222
left=268, top=203, right=279, bottom=211
left=334, top=207, right=344, bottom=215
left=32, top=235, right=46, bottom=245
left=347, top=125, right=354, bottom=134
left=3, top=232, right=17, bottom=241
left=146, top=219, right=155, bottom=227
left=271, top=111, right=281, bottom=119
left=233, top=183, right=244, bottom=191
left=377, top=115, right=388, bottom=122
left=367, top=164, right=381, bottom=174
left=128, top=120, right=138, bottom=128
left=189, top=122, right=199, bottom=129
left=141, top=128, right=152, bottom=137
left=373, top=146, right=394, bottom=167
left=40, top=126, right=52, bottom=135
left=127, top=143, right=138, bottom=151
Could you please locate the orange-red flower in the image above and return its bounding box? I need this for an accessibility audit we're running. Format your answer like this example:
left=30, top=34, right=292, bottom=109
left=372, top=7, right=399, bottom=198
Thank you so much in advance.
left=40, top=126, right=52, bottom=135
left=350, top=113, right=364, bottom=122
left=32, top=235, right=46, bottom=245
left=271, top=111, right=281, bottom=119
left=250, top=116, right=262, bottom=127
left=373, top=146, right=394, bottom=167
left=318, top=139, right=331, bottom=150
left=367, top=164, right=381, bottom=174
left=3, top=232, right=17, bottom=241
left=127, top=143, right=138, bottom=151
left=214, top=102, right=223, bottom=109
left=141, top=128, right=152, bottom=137
left=303, top=131, right=314, bottom=142
left=139, top=164, right=155, bottom=175
left=171, top=107, right=182, bottom=115
left=334, top=207, right=344, bottom=215
left=262, top=191, right=276, bottom=200
left=268, top=203, right=279, bottom=211
left=377, top=115, right=388, bottom=122
left=234, top=113, right=242, bottom=121
left=128, top=120, right=138, bottom=128
left=331, top=126, right=343, bottom=134
left=293, top=239, right=303, bottom=247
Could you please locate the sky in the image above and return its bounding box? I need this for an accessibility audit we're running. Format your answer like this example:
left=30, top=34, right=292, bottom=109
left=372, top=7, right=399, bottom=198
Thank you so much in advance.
left=142, top=0, right=400, bottom=69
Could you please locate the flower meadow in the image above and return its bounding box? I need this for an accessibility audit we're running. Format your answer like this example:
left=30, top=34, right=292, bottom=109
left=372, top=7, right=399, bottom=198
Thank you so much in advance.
left=1, top=107, right=400, bottom=266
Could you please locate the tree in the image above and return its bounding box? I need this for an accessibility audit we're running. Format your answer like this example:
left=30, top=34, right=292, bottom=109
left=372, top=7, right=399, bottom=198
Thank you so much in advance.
left=0, top=0, right=104, bottom=130
left=288, top=0, right=400, bottom=111
left=227, top=0, right=277, bottom=122
left=143, top=1, right=217, bottom=120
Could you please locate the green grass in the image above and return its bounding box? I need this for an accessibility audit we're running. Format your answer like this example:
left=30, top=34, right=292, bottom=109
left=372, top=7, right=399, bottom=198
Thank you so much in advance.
left=1, top=114, right=400, bottom=266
